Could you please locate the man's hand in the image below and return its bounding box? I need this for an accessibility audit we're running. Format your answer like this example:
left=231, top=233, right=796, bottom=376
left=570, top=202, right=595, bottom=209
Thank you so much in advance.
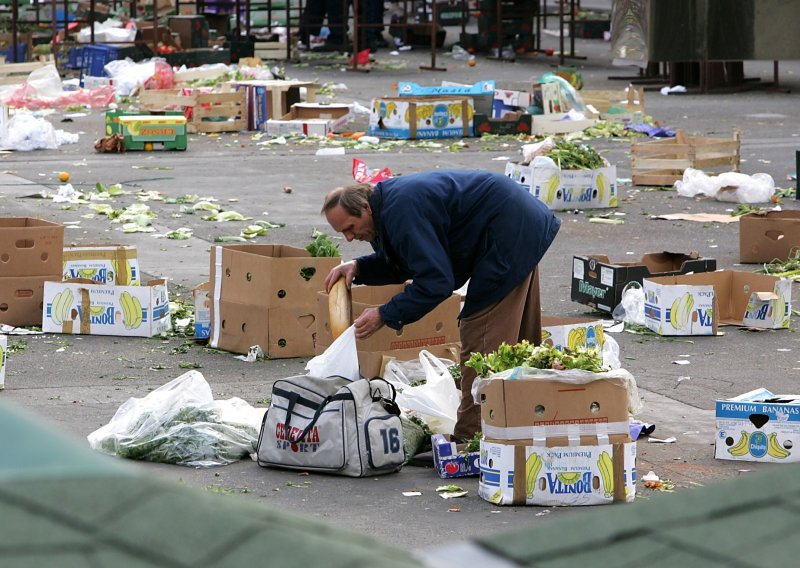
left=324, top=260, right=358, bottom=293
left=354, top=307, right=384, bottom=340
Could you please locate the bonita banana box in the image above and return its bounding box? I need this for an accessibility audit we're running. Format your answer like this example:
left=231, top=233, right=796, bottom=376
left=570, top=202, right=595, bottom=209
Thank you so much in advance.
left=715, top=388, right=800, bottom=463
left=644, top=271, right=791, bottom=336
left=193, top=281, right=211, bottom=339
left=479, top=439, right=636, bottom=506
left=368, top=96, right=474, bottom=140
left=541, top=315, right=605, bottom=351
left=42, top=279, right=170, bottom=338
left=505, top=162, right=617, bottom=210
left=0, top=334, right=6, bottom=389
left=62, top=244, right=141, bottom=286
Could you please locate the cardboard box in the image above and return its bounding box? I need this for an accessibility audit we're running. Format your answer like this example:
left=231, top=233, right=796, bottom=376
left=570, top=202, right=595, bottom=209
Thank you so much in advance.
left=62, top=244, right=141, bottom=286
left=739, top=210, right=800, bottom=263
left=643, top=271, right=791, bottom=336
left=208, top=244, right=340, bottom=357
left=358, top=342, right=461, bottom=382
left=42, top=279, right=171, bottom=338
left=0, top=218, right=64, bottom=278
left=369, top=96, right=474, bottom=140
left=571, top=252, right=717, bottom=313
left=432, top=433, right=480, bottom=478
left=715, top=388, right=800, bottom=463
left=479, top=439, right=636, bottom=506
left=0, top=333, right=6, bottom=389
left=541, top=315, right=605, bottom=351
left=265, top=103, right=352, bottom=136
left=478, top=372, right=632, bottom=442
left=397, top=81, right=494, bottom=115
left=0, top=276, right=51, bottom=326
left=493, top=89, right=533, bottom=117
left=193, top=282, right=210, bottom=339
left=168, top=15, right=210, bottom=48
left=234, top=80, right=318, bottom=131
left=505, top=162, right=618, bottom=210
left=473, top=113, right=532, bottom=136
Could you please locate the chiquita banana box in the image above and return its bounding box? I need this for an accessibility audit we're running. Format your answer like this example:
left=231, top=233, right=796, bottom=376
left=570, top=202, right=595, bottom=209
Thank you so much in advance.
left=541, top=315, right=605, bottom=352
left=644, top=271, right=791, bottom=336
left=0, top=334, right=7, bottom=389
left=368, top=96, right=474, bottom=139
left=479, top=440, right=636, bottom=506
left=715, top=388, right=800, bottom=464
left=63, top=245, right=141, bottom=286
left=505, top=162, right=617, bottom=210
left=42, top=279, right=170, bottom=338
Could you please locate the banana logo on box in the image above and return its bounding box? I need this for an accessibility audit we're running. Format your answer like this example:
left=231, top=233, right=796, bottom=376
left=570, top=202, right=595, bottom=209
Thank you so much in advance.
left=50, top=289, right=74, bottom=326
left=110, top=259, right=134, bottom=286
left=597, top=451, right=614, bottom=498
left=120, top=291, right=143, bottom=330
left=526, top=452, right=542, bottom=498
left=670, top=292, right=694, bottom=330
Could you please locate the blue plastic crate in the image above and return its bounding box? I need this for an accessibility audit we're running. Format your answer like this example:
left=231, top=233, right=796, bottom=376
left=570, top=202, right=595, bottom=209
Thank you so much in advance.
left=0, top=43, right=26, bottom=63
left=67, top=47, right=83, bottom=69
left=79, top=44, right=120, bottom=87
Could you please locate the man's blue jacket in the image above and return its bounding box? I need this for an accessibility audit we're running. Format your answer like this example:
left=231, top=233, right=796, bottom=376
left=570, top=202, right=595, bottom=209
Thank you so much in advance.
left=353, top=170, right=561, bottom=330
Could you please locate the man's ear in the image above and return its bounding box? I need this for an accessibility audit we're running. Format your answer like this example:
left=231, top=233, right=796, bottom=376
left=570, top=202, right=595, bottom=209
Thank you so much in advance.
left=363, top=202, right=372, bottom=216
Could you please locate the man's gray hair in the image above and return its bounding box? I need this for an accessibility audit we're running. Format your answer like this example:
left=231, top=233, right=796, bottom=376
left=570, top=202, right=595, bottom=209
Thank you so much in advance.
left=321, top=183, right=374, bottom=216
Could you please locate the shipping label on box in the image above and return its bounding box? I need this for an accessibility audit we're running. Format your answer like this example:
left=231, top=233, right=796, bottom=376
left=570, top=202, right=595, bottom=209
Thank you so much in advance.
left=62, top=244, right=140, bottom=286
left=739, top=210, right=800, bottom=264
left=193, top=282, right=210, bottom=339
left=505, top=162, right=617, bottom=210
left=0, top=334, right=6, bottom=389
left=570, top=252, right=718, bottom=314
left=42, top=279, right=170, bottom=338
left=479, top=440, right=636, bottom=506
left=369, top=97, right=473, bottom=140
left=541, top=315, right=605, bottom=351
left=643, top=281, right=716, bottom=336
left=643, top=271, right=791, bottom=335
left=715, top=388, right=800, bottom=463
left=431, top=434, right=480, bottom=478
left=0, top=218, right=64, bottom=278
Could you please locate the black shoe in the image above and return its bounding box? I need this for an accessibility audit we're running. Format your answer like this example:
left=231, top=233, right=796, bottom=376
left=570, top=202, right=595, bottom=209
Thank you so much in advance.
left=312, top=41, right=349, bottom=53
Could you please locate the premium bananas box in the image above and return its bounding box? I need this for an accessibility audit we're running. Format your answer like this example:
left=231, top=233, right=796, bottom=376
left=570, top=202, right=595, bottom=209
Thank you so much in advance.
left=541, top=315, right=605, bottom=351
left=505, top=162, right=617, bottom=210
left=643, top=271, right=791, bottom=336
left=479, top=439, right=636, bottom=506
left=0, top=334, right=6, bottom=389
left=62, top=244, right=141, bottom=286
left=368, top=96, right=474, bottom=140
left=42, top=279, right=170, bottom=338
left=571, top=252, right=717, bottom=314
left=715, top=388, right=800, bottom=464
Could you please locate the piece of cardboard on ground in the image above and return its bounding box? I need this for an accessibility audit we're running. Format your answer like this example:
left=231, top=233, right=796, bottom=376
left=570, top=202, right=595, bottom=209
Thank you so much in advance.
left=643, top=270, right=791, bottom=336
left=62, top=244, right=140, bottom=286
left=208, top=244, right=340, bottom=358
left=571, top=251, right=717, bottom=313
left=715, top=387, right=800, bottom=464
left=42, top=279, right=170, bottom=338
left=739, top=210, right=800, bottom=263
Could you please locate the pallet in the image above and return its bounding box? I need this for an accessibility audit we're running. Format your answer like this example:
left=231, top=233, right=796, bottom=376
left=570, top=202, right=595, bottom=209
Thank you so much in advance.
left=631, top=129, right=740, bottom=186
left=253, top=41, right=298, bottom=61
left=138, top=89, right=246, bottom=134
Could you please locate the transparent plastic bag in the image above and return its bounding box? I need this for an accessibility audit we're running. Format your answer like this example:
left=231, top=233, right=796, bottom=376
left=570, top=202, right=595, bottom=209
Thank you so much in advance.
left=384, top=350, right=459, bottom=436
left=87, top=371, right=266, bottom=467
left=612, top=283, right=645, bottom=326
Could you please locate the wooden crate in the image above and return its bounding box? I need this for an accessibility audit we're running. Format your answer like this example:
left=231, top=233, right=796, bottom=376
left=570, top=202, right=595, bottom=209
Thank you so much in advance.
left=254, top=41, right=298, bottom=61
left=138, top=89, right=246, bottom=133
left=631, top=129, right=740, bottom=186
left=581, top=86, right=644, bottom=115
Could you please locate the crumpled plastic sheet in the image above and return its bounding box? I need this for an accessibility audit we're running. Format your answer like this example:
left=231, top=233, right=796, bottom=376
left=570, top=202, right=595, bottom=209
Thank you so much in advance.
left=0, top=84, right=115, bottom=110
left=626, top=123, right=675, bottom=137
left=0, top=113, right=58, bottom=151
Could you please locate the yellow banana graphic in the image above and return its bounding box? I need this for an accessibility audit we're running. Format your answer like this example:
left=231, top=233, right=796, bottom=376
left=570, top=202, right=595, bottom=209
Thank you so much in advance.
left=774, top=294, right=788, bottom=328
left=78, top=268, right=98, bottom=279
left=488, top=488, right=502, bottom=504
left=525, top=452, right=542, bottom=497
left=594, top=324, right=605, bottom=347
left=669, top=292, right=695, bottom=330
left=130, top=295, right=143, bottom=328
left=51, top=289, right=74, bottom=326
left=567, top=327, right=587, bottom=350
left=767, top=432, right=790, bottom=459
left=50, top=291, right=65, bottom=326
left=541, top=329, right=552, bottom=343
left=556, top=472, right=582, bottom=485
left=596, top=172, right=606, bottom=204
left=120, top=291, right=134, bottom=329
left=727, top=431, right=750, bottom=457
left=544, top=173, right=560, bottom=204
left=113, top=259, right=132, bottom=286
left=89, top=305, right=105, bottom=317
left=598, top=451, right=614, bottom=498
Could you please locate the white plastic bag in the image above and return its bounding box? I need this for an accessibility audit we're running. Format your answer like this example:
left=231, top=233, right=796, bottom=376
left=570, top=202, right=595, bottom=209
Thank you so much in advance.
left=0, top=113, right=58, bottom=151
left=675, top=168, right=775, bottom=203
left=612, top=283, right=646, bottom=326
left=87, top=370, right=266, bottom=467
left=384, top=350, right=460, bottom=436
left=305, top=325, right=360, bottom=381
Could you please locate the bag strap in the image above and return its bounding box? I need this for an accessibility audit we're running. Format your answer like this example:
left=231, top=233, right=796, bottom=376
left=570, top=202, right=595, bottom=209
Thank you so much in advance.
left=285, top=390, right=354, bottom=444
left=369, top=379, right=401, bottom=416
